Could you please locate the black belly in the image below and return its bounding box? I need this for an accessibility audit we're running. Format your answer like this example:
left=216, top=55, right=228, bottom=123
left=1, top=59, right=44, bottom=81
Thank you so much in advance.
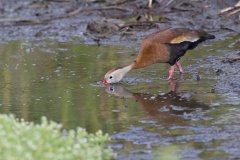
left=166, top=40, right=203, bottom=65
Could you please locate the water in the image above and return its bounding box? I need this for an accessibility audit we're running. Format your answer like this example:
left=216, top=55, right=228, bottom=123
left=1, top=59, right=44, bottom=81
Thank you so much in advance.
left=0, top=36, right=239, bottom=159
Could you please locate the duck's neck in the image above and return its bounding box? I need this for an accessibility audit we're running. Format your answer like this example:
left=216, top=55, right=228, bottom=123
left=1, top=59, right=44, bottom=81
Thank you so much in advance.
left=117, top=64, right=133, bottom=78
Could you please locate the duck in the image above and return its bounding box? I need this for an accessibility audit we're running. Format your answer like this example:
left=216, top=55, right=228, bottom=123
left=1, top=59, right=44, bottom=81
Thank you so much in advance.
left=103, top=28, right=215, bottom=85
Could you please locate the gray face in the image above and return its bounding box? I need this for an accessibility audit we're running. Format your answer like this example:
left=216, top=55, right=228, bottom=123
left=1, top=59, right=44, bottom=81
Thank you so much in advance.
left=104, top=65, right=132, bottom=84
left=104, top=71, right=123, bottom=84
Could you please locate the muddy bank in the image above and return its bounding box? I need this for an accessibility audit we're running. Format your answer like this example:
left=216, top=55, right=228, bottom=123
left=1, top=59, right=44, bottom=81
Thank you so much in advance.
left=203, top=48, right=240, bottom=105
left=0, top=0, right=239, bottom=99
left=0, top=0, right=239, bottom=43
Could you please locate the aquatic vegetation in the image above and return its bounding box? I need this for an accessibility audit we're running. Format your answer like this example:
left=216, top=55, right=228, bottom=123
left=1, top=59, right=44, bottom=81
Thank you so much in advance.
left=0, top=114, right=113, bottom=160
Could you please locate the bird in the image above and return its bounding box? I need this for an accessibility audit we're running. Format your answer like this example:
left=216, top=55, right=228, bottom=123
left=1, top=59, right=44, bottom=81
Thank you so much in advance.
left=103, top=28, right=215, bottom=85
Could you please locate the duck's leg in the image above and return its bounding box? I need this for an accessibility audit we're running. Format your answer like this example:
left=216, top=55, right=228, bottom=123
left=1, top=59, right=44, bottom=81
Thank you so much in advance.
left=167, top=66, right=175, bottom=80
left=175, top=61, right=183, bottom=73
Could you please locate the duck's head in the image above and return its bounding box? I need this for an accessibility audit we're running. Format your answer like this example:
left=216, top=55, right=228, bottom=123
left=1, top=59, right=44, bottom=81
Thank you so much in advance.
left=103, top=65, right=132, bottom=85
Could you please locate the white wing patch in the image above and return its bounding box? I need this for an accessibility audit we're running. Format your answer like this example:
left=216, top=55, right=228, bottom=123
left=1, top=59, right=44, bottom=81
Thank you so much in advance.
left=170, top=35, right=200, bottom=44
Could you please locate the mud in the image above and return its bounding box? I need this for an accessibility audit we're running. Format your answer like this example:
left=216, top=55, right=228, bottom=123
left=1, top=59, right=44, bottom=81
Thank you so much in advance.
left=0, top=0, right=239, bottom=42
left=204, top=50, right=240, bottom=104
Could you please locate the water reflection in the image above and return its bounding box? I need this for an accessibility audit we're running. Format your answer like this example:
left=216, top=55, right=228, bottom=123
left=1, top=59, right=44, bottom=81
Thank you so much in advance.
left=105, top=75, right=209, bottom=125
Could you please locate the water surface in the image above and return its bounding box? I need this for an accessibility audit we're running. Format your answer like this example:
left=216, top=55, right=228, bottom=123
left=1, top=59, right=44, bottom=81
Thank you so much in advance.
left=0, top=37, right=239, bottom=159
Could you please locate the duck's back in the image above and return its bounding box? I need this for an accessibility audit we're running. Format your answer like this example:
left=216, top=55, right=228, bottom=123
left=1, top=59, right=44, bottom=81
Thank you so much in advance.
left=144, top=28, right=210, bottom=44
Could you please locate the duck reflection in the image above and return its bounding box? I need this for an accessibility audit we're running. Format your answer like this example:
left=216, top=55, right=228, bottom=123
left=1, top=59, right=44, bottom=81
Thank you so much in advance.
left=105, top=76, right=209, bottom=124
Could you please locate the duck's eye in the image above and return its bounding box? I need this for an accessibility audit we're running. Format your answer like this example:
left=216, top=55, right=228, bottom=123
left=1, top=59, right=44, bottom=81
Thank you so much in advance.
left=109, top=76, right=113, bottom=79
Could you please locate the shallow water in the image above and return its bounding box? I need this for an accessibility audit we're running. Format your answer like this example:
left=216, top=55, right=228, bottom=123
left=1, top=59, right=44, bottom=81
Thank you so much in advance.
left=0, top=36, right=239, bottom=159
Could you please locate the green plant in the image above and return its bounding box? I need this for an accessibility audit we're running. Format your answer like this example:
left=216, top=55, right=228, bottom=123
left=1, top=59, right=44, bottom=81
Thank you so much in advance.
left=0, top=114, right=113, bottom=160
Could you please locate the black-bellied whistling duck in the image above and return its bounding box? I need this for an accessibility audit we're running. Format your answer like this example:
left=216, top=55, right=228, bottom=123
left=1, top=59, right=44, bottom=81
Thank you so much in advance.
left=103, top=28, right=215, bottom=84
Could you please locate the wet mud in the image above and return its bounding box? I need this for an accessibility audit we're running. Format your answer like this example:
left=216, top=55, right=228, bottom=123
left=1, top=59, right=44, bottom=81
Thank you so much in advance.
left=0, top=0, right=239, bottom=42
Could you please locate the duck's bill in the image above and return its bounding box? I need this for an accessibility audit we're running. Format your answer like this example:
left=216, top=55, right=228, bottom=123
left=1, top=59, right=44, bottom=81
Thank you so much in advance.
left=103, top=79, right=108, bottom=85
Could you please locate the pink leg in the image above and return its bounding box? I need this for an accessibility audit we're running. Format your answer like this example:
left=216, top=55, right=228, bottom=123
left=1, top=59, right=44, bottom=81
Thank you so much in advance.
left=175, top=61, right=183, bottom=73
left=167, top=66, right=175, bottom=80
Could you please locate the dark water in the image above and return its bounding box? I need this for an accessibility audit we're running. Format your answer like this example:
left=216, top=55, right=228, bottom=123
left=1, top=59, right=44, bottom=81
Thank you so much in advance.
left=0, top=37, right=239, bottom=159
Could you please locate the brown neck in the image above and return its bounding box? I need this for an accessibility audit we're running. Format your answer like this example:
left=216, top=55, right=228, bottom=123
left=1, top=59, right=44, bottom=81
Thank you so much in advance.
left=131, top=60, right=145, bottom=69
